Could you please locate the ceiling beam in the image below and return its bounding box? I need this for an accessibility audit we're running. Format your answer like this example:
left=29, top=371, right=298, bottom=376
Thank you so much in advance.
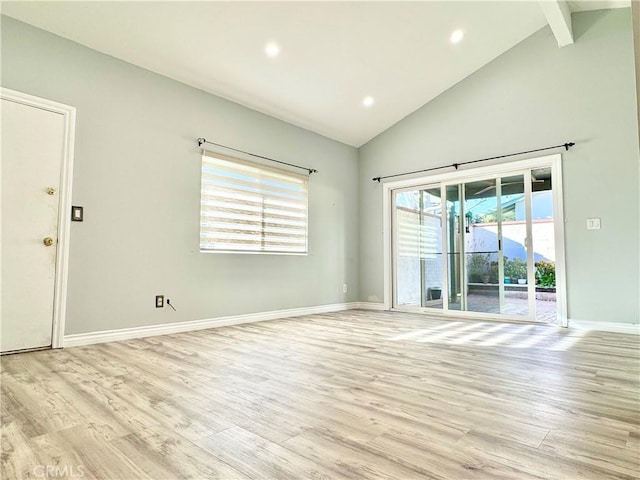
left=539, top=1, right=574, bottom=48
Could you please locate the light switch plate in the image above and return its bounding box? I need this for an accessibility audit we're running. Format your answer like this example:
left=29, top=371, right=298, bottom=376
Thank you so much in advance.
left=586, top=218, right=601, bottom=230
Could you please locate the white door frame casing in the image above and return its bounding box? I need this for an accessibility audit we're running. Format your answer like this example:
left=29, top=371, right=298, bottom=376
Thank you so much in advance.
left=1, top=88, right=76, bottom=348
left=382, top=153, right=569, bottom=327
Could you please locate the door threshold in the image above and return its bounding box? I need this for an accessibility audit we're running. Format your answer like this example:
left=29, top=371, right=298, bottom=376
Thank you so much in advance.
left=390, top=307, right=561, bottom=327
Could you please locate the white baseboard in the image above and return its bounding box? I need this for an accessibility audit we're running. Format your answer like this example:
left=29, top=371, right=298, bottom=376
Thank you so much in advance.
left=569, top=320, right=640, bottom=335
left=64, top=302, right=370, bottom=348
left=65, top=303, right=638, bottom=348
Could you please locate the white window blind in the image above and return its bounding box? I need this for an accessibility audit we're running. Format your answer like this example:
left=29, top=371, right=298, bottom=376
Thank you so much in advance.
left=200, top=151, right=309, bottom=254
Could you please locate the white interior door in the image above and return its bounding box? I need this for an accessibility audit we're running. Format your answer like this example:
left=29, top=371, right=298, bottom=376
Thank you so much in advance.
left=1, top=98, right=65, bottom=353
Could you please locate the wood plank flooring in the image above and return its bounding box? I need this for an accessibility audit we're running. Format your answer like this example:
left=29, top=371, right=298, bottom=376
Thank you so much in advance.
left=2, top=310, right=639, bottom=479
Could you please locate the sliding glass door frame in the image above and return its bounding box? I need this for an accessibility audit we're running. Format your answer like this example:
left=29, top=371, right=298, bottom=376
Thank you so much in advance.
left=383, top=154, right=568, bottom=326
left=390, top=182, right=444, bottom=310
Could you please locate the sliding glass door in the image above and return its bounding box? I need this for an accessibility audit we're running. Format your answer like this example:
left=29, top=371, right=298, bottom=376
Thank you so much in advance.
left=393, top=186, right=444, bottom=311
left=457, top=174, right=533, bottom=317
left=392, top=167, right=555, bottom=322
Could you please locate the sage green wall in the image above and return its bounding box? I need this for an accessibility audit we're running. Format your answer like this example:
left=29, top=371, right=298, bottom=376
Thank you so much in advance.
left=633, top=1, right=640, bottom=313
left=633, top=2, right=640, bottom=134
left=359, top=9, right=640, bottom=323
left=3, top=8, right=638, bottom=332
left=1, top=16, right=360, bottom=335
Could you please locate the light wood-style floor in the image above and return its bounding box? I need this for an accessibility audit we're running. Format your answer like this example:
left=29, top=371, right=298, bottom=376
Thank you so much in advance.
left=2, top=310, right=639, bottom=479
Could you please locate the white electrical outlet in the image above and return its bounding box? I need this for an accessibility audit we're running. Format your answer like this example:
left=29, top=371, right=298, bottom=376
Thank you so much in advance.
left=586, top=218, right=601, bottom=230
left=343, top=283, right=348, bottom=293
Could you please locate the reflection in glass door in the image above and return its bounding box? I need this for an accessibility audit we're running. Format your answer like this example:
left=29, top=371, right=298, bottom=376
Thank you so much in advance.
left=445, top=184, right=463, bottom=311
left=459, top=174, right=531, bottom=317
left=393, top=168, right=555, bottom=322
left=463, top=178, right=501, bottom=315
left=393, top=187, right=443, bottom=310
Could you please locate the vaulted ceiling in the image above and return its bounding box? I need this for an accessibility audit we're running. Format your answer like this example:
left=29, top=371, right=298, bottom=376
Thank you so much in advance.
left=1, top=1, right=630, bottom=147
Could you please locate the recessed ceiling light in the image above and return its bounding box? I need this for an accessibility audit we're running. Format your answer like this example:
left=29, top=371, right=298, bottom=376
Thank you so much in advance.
left=362, top=96, right=375, bottom=108
left=450, top=29, right=464, bottom=44
left=265, top=42, right=280, bottom=58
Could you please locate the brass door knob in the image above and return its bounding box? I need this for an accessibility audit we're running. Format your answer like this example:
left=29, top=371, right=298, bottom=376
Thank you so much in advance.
left=43, top=237, right=54, bottom=247
left=46, top=187, right=56, bottom=195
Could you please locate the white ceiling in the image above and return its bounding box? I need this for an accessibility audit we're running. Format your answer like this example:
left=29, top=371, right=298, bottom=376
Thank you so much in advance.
left=0, top=1, right=631, bottom=147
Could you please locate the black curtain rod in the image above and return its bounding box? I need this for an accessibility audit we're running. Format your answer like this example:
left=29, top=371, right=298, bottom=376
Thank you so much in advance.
left=197, top=138, right=318, bottom=175
left=372, top=142, right=575, bottom=182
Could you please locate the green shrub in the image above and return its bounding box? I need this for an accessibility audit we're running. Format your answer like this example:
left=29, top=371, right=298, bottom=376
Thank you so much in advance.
left=535, top=260, right=556, bottom=287
left=467, top=253, right=490, bottom=282
left=489, top=261, right=499, bottom=284
left=504, top=257, right=527, bottom=280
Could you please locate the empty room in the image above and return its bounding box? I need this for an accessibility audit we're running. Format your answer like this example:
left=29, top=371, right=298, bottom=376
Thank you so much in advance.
left=1, top=1, right=639, bottom=479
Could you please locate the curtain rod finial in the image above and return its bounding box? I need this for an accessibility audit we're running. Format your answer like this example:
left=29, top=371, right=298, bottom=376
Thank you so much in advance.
left=373, top=177, right=381, bottom=182
left=309, top=169, right=318, bottom=175
left=565, top=142, right=575, bottom=150
left=197, top=138, right=206, bottom=147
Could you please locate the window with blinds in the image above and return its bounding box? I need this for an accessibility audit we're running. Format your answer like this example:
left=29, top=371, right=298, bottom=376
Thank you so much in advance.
left=200, top=151, right=309, bottom=254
